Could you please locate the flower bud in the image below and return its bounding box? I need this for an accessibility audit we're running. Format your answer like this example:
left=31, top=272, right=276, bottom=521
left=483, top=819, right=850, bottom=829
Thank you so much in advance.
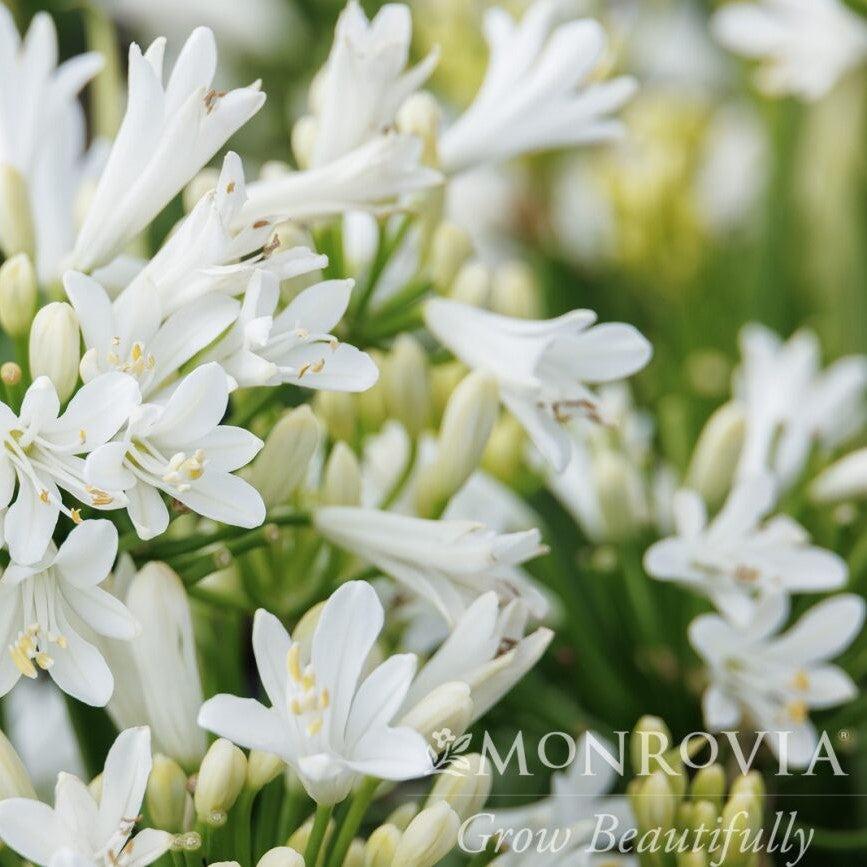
left=0, top=164, right=34, bottom=259
left=257, top=847, right=305, bottom=867
left=246, top=750, right=284, bottom=791
left=450, top=261, right=491, bottom=307
left=634, top=771, right=676, bottom=832
left=482, top=415, right=525, bottom=482
left=1, top=362, right=21, bottom=386
left=429, top=223, right=473, bottom=293
left=385, top=801, right=419, bottom=831
left=811, top=448, right=867, bottom=503
left=173, top=832, right=202, bottom=852
left=392, top=801, right=460, bottom=867
left=430, top=361, right=466, bottom=420
left=343, top=839, right=365, bottom=867
left=689, top=799, right=719, bottom=831
left=291, top=115, right=318, bottom=170
left=314, top=390, right=358, bottom=443
left=365, top=823, right=402, bottom=867
left=0, top=730, right=35, bottom=800
left=426, top=754, right=492, bottom=821
left=631, top=716, right=672, bottom=776
left=194, top=738, right=247, bottom=826
left=491, top=261, right=541, bottom=320
left=686, top=402, right=745, bottom=509
left=397, top=91, right=441, bottom=166
left=729, top=771, right=765, bottom=800
left=322, top=441, right=362, bottom=507
left=690, top=764, right=726, bottom=810
left=146, top=754, right=189, bottom=833
left=401, top=682, right=473, bottom=747
left=357, top=350, right=388, bottom=431
left=0, top=253, right=37, bottom=337
left=29, top=302, right=80, bottom=402
left=247, top=405, right=320, bottom=507
left=594, top=449, right=645, bottom=541
left=676, top=850, right=708, bottom=867
left=383, top=335, right=431, bottom=437
left=183, top=168, right=221, bottom=213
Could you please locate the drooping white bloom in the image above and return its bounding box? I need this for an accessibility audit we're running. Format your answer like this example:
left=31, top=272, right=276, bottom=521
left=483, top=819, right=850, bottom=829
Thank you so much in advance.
left=403, top=592, right=552, bottom=723
left=811, top=447, right=867, bottom=503
left=645, top=475, right=846, bottom=626
left=0, top=374, right=140, bottom=565
left=0, top=726, right=173, bottom=866
left=735, top=324, right=867, bottom=487
left=424, top=297, right=652, bottom=472
left=198, top=581, right=432, bottom=805
left=712, top=0, right=867, bottom=101
left=200, top=271, right=379, bottom=392
left=314, top=506, right=547, bottom=624
left=307, top=1, right=438, bottom=166
left=690, top=593, right=864, bottom=767
left=85, top=362, right=264, bottom=540
left=240, top=134, right=442, bottom=226
left=439, top=0, right=637, bottom=175
left=0, top=520, right=137, bottom=707
left=72, top=27, right=265, bottom=272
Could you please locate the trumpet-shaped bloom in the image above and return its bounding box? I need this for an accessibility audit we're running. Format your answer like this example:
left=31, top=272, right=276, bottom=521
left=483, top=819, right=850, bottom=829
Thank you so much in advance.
left=0, top=520, right=137, bottom=707
left=690, top=594, right=864, bottom=767
left=645, top=475, right=846, bottom=625
left=424, top=298, right=652, bottom=472
left=0, top=374, right=140, bottom=564
left=439, top=0, right=636, bottom=175
left=85, top=363, right=264, bottom=539
left=712, top=0, right=867, bottom=101
left=198, top=581, right=432, bottom=805
left=72, top=27, right=265, bottom=272
left=309, top=1, right=438, bottom=165
left=0, top=726, right=172, bottom=866
left=314, top=506, right=547, bottom=624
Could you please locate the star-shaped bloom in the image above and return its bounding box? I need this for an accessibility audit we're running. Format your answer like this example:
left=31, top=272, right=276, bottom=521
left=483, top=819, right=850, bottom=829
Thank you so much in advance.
left=198, top=581, right=432, bottom=805
left=690, top=593, right=864, bottom=767
left=0, top=520, right=137, bottom=707
left=645, top=475, right=846, bottom=625
left=424, top=297, right=652, bottom=472
left=0, top=726, right=172, bottom=866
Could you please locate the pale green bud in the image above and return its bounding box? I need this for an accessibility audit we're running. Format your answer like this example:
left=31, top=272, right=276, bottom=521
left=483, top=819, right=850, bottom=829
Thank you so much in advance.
left=183, top=168, right=221, bottom=213
left=401, top=681, right=473, bottom=747
left=365, top=823, right=402, bottom=866
left=490, top=261, right=541, bottom=320
left=397, top=91, right=441, bottom=166
left=383, top=335, right=431, bottom=436
left=343, top=839, right=365, bottom=867
left=357, top=350, right=388, bottom=431
left=430, top=361, right=466, bottom=420
left=0, top=730, right=35, bottom=800
left=287, top=814, right=335, bottom=856
left=173, top=832, right=202, bottom=852
left=146, top=754, right=188, bottom=832
left=686, top=402, right=745, bottom=509
left=322, top=441, right=362, bottom=507
left=291, top=115, right=318, bottom=170
left=246, top=751, right=284, bottom=791
left=676, top=850, right=708, bottom=867
left=1, top=362, right=21, bottom=386
left=0, top=253, right=37, bottom=337
left=426, top=753, right=492, bottom=821
left=631, top=716, right=672, bottom=776
left=450, top=261, right=491, bottom=307
left=385, top=801, right=419, bottom=831
left=729, top=771, right=765, bottom=800
left=690, top=765, right=726, bottom=810
left=29, top=302, right=80, bottom=402
left=720, top=793, right=762, bottom=865
left=392, top=801, right=460, bottom=867
left=482, top=415, right=526, bottom=482
left=314, top=390, right=357, bottom=443
left=429, top=222, right=473, bottom=292
left=256, top=847, right=305, bottom=867
left=690, top=799, right=719, bottom=832
left=194, top=738, right=247, bottom=826
left=594, top=449, right=644, bottom=541
left=635, top=771, right=677, bottom=832
left=0, top=164, right=34, bottom=259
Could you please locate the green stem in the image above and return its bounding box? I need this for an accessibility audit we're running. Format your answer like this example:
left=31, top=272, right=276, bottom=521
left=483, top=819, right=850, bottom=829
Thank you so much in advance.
left=305, top=803, right=333, bottom=866
left=323, top=778, right=378, bottom=867
left=233, top=790, right=255, bottom=866
left=380, top=438, right=417, bottom=510
left=353, top=215, right=413, bottom=323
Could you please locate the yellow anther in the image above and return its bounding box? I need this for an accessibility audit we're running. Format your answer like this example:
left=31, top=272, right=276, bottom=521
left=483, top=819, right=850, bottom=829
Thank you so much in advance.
left=792, top=670, right=810, bottom=691
left=306, top=717, right=323, bottom=737
left=35, top=652, right=53, bottom=670
left=131, top=343, right=143, bottom=362
left=297, top=363, right=311, bottom=378
left=310, top=358, right=325, bottom=374
left=70, top=508, right=83, bottom=524
left=290, top=698, right=303, bottom=716
left=79, top=429, right=87, bottom=444
left=787, top=700, right=808, bottom=724
left=39, top=489, right=49, bottom=504
left=301, top=672, right=316, bottom=692
left=319, top=689, right=330, bottom=710
left=287, top=644, right=303, bottom=684
left=735, top=565, right=760, bottom=583
left=10, top=645, right=37, bottom=678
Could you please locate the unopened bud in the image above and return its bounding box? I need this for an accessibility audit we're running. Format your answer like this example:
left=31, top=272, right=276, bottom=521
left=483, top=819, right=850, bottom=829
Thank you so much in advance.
left=322, top=441, right=362, bottom=506
left=635, top=771, right=676, bottom=832
left=393, top=801, right=459, bottom=867
left=183, top=168, right=221, bottom=213
left=396, top=91, right=441, bottom=166
left=0, top=165, right=34, bottom=259
left=811, top=448, right=867, bottom=504
left=365, top=823, right=402, bottom=867
left=482, top=415, right=525, bottom=482
left=287, top=814, right=335, bottom=855
left=686, top=402, right=745, bottom=509
left=247, top=405, right=320, bottom=507
left=383, top=335, right=430, bottom=436
left=0, top=253, right=37, bottom=337
left=676, top=850, right=708, bottom=867
left=691, top=764, right=726, bottom=810
left=631, top=716, right=672, bottom=776
left=194, top=738, right=247, bottom=826
left=491, top=261, right=540, bottom=320
left=256, top=847, right=305, bottom=867
left=343, top=839, right=364, bottom=867
left=385, top=801, right=419, bottom=831
left=314, top=390, right=357, bottom=443
left=430, top=361, right=466, bottom=420
left=429, top=223, right=473, bottom=293
left=690, top=799, right=719, bottom=832
left=0, top=730, right=34, bottom=800
left=173, top=832, right=202, bottom=852
left=247, top=751, right=284, bottom=791
left=401, top=682, right=473, bottom=747
left=146, top=754, right=188, bottom=832
left=595, top=450, right=645, bottom=541
left=450, top=261, right=491, bottom=307
left=29, top=302, right=80, bottom=402
left=426, top=754, right=492, bottom=821
left=1, top=362, right=21, bottom=386
left=729, top=771, right=765, bottom=800
left=291, top=115, right=318, bottom=170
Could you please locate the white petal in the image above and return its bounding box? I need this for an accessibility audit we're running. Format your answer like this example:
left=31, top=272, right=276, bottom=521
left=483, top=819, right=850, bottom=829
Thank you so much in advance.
left=345, top=725, right=431, bottom=780
left=769, top=595, right=865, bottom=665
left=146, top=363, right=228, bottom=447
left=84, top=443, right=137, bottom=492
left=53, top=519, right=118, bottom=588
left=196, top=426, right=262, bottom=471
left=252, top=609, right=292, bottom=711
left=124, top=829, right=175, bottom=867
left=96, top=726, right=152, bottom=847
left=0, top=798, right=71, bottom=863
left=64, top=587, right=138, bottom=640
left=49, top=610, right=114, bottom=706
left=6, top=475, right=59, bottom=566
left=197, top=695, right=292, bottom=758
left=702, top=685, right=741, bottom=730
left=126, top=484, right=170, bottom=540
left=174, top=471, right=265, bottom=528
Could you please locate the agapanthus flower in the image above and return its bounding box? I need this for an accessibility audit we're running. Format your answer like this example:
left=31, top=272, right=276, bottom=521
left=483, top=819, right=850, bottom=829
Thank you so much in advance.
left=690, top=593, right=864, bottom=767
left=0, top=520, right=136, bottom=707
left=84, top=362, right=264, bottom=539
left=0, top=726, right=172, bottom=866
left=198, top=581, right=432, bottom=805
left=424, top=298, right=652, bottom=472
left=645, top=475, right=846, bottom=625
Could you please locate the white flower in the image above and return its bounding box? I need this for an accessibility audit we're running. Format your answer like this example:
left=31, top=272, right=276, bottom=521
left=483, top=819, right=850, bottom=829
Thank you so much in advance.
left=712, top=0, right=867, bottom=101
left=645, top=475, right=846, bottom=626
left=71, top=27, right=265, bottom=272
left=307, top=1, right=438, bottom=166
left=403, top=592, right=552, bottom=722
left=85, top=363, right=265, bottom=540
left=424, top=297, right=652, bottom=472
left=200, top=270, right=379, bottom=391
left=0, top=726, right=173, bottom=866
left=439, top=0, right=636, bottom=175
left=314, top=506, right=547, bottom=624
left=240, top=134, right=442, bottom=226
left=0, top=374, right=140, bottom=565
left=690, top=593, right=864, bottom=767
left=64, top=271, right=239, bottom=401
left=811, top=447, right=867, bottom=503
left=198, top=581, right=432, bottom=805
left=0, top=520, right=137, bottom=707
left=735, top=324, right=867, bottom=487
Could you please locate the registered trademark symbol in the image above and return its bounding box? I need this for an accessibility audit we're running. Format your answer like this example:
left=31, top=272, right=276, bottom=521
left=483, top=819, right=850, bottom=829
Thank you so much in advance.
left=839, top=729, right=851, bottom=741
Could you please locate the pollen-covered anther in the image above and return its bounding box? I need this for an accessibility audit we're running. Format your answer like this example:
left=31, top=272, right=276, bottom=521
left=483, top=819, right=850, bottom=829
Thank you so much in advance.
left=163, top=450, right=206, bottom=487
left=70, top=508, right=83, bottom=524
left=85, top=484, right=114, bottom=506
left=735, top=565, right=760, bottom=583
left=792, top=670, right=810, bottom=691
left=38, top=489, right=50, bottom=504
left=786, top=700, right=809, bottom=723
